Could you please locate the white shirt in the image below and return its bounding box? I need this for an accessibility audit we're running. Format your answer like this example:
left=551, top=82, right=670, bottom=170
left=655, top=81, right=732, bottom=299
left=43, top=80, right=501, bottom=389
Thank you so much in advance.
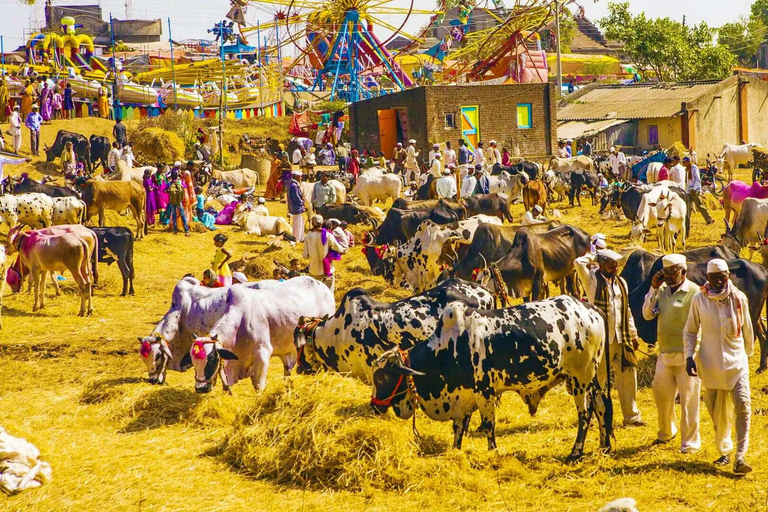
left=292, top=148, right=303, bottom=165
left=461, top=175, right=477, bottom=197
left=0, top=155, right=27, bottom=182
left=521, top=210, right=546, bottom=226
left=9, top=112, right=21, bottom=136
left=609, top=152, right=626, bottom=175
left=474, top=149, right=485, bottom=167
left=430, top=158, right=442, bottom=177
left=443, top=148, right=457, bottom=168
left=574, top=254, right=638, bottom=344
left=314, top=130, right=325, bottom=146
left=429, top=150, right=441, bottom=165
left=120, top=148, right=134, bottom=168
left=435, top=175, right=456, bottom=198
left=405, top=145, right=419, bottom=169
left=303, top=228, right=344, bottom=276
left=303, top=152, right=316, bottom=166
left=252, top=204, right=269, bottom=216
left=332, top=226, right=349, bottom=252
left=669, top=164, right=687, bottom=188
left=683, top=286, right=753, bottom=390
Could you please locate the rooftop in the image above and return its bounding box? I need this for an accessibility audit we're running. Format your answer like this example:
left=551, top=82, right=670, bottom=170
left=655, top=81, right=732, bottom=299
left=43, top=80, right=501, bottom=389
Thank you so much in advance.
left=557, top=81, right=722, bottom=121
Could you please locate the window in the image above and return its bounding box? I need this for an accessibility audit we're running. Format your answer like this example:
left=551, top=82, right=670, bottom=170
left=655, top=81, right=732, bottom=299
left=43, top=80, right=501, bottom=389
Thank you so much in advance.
left=445, top=112, right=457, bottom=129
left=648, top=125, right=659, bottom=145
left=517, top=104, right=532, bottom=129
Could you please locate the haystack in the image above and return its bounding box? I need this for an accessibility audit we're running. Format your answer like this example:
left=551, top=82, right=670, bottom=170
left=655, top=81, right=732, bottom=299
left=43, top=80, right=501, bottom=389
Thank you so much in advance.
left=131, top=127, right=185, bottom=163
left=666, top=141, right=688, bottom=159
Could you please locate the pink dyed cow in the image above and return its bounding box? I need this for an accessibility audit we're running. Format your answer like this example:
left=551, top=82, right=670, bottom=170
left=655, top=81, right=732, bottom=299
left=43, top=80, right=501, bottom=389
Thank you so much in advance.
left=722, top=180, right=768, bottom=223
left=6, top=224, right=98, bottom=316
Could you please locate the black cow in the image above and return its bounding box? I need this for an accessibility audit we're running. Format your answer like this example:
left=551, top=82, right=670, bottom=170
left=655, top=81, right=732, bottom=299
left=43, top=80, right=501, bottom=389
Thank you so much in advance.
left=45, top=130, right=91, bottom=172
left=391, top=198, right=442, bottom=210
left=627, top=257, right=768, bottom=372
left=316, top=203, right=372, bottom=226
left=416, top=175, right=436, bottom=200
left=89, top=135, right=111, bottom=170
left=477, top=225, right=590, bottom=302
left=450, top=221, right=561, bottom=281
left=569, top=170, right=599, bottom=207
left=7, top=174, right=79, bottom=197
left=370, top=297, right=612, bottom=458
left=462, top=193, right=514, bottom=222
left=90, top=227, right=135, bottom=296
left=620, top=246, right=738, bottom=293
left=601, top=183, right=691, bottom=235
left=492, top=161, right=541, bottom=181
left=293, top=278, right=495, bottom=381
left=373, top=200, right=466, bottom=246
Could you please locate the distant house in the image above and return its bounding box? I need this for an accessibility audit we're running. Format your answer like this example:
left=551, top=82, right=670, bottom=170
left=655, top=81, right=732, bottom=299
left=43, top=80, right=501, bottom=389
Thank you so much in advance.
left=349, top=82, right=557, bottom=160
left=557, top=74, right=768, bottom=156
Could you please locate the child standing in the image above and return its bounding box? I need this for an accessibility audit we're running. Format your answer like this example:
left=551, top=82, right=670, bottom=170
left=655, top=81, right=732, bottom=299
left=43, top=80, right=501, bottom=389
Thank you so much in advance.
left=195, top=186, right=205, bottom=220
left=212, top=233, right=233, bottom=286
left=51, top=87, right=63, bottom=119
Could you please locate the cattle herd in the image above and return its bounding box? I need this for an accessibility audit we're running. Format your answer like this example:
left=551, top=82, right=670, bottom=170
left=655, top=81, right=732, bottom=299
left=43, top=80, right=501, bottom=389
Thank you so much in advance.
left=5, top=135, right=768, bottom=462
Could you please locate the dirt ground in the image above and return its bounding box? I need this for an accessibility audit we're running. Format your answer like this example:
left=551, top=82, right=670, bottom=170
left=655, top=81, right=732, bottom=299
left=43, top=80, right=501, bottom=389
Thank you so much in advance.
left=2, top=118, right=768, bottom=511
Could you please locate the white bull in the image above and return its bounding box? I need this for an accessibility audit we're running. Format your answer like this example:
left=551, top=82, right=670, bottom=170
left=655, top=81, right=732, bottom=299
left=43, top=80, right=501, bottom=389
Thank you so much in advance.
left=137, top=276, right=281, bottom=384
left=655, top=192, right=687, bottom=253
left=548, top=155, right=594, bottom=173
left=232, top=203, right=293, bottom=237
left=718, top=143, right=762, bottom=181
left=182, top=276, right=335, bottom=392
left=351, top=173, right=402, bottom=206
left=631, top=185, right=675, bottom=244
left=645, top=162, right=664, bottom=184
left=110, top=161, right=153, bottom=184
left=488, top=171, right=527, bottom=203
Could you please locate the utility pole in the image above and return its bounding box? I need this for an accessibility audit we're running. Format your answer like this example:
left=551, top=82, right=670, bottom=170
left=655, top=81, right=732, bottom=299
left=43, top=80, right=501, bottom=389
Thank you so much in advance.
left=110, top=13, right=119, bottom=119
left=554, top=0, right=563, bottom=98
left=218, top=20, right=225, bottom=168
left=168, top=18, right=178, bottom=109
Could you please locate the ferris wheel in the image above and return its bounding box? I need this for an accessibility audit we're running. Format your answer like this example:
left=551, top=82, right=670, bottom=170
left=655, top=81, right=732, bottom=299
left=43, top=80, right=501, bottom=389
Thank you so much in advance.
left=241, top=0, right=436, bottom=102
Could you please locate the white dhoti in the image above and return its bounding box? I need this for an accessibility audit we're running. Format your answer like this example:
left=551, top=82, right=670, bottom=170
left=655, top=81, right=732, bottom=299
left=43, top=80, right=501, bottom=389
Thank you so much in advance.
left=610, top=341, right=641, bottom=424
left=703, top=371, right=751, bottom=462
left=405, top=166, right=419, bottom=185
left=652, top=353, right=701, bottom=450
left=13, top=134, right=22, bottom=153
left=291, top=214, right=305, bottom=243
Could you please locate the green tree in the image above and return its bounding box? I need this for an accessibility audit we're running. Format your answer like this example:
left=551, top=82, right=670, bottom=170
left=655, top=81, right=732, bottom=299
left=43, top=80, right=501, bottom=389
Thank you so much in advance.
left=599, top=2, right=736, bottom=81
left=751, top=0, right=768, bottom=29
left=718, top=17, right=766, bottom=66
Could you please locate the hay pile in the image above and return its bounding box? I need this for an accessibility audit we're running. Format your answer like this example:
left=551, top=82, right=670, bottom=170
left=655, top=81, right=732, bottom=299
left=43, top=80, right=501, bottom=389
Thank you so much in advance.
left=217, top=373, right=512, bottom=493
left=666, top=141, right=688, bottom=159
left=131, top=127, right=185, bottom=163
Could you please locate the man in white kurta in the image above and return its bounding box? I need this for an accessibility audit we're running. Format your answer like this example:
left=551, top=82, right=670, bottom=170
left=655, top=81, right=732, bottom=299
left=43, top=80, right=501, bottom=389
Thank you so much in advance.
left=486, top=140, right=501, bottom=167
left=474, top=143, right=486, bottom=170
left=9, top=105, right=22, bottom=153
left=521, top=205, right=546, bottom=226
left=405, top=139, right=420, bottom=185
left=642, top=254, right=701, bottom=452
left=608, top=146, right=627, bottom=179
left=683, top=259, right=753, bottom=474
left=435, top=169, right=457, bottom=199
left=575, top=249, right=643, bottom=426
left=668, top=155, right=686, bottom=188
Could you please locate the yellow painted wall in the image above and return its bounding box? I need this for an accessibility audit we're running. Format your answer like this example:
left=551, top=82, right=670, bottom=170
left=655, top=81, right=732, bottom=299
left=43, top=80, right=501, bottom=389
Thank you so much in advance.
left=637, top=117, right=681, bottom=151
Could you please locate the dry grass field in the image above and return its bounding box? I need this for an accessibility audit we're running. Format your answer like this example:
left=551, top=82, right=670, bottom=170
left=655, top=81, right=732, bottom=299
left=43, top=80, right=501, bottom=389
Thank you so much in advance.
left=2, top=118, right=768, bottom=511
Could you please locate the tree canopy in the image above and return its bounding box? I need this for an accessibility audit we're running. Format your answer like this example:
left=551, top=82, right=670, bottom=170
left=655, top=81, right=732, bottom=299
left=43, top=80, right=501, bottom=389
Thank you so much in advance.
left=718, top=17, right=766, bottom=66
left=599, top=2, right=736, bottom=81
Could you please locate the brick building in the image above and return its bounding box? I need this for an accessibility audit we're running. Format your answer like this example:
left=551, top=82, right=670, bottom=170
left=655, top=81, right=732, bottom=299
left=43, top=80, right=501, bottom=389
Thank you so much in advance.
left=348, top=83, right=558, bottom=160
left=557, top=74, right=768, bottom=156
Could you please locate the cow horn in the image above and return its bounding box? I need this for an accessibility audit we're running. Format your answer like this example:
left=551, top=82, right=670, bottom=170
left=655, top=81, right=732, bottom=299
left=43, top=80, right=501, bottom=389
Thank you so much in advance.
left=479, top=253, right=488, bottom=270
left=395, top=365, right=426, bottom=377
left=724, top=219, right=731, bottom=234
left=369, top=218, right=379, bottom=230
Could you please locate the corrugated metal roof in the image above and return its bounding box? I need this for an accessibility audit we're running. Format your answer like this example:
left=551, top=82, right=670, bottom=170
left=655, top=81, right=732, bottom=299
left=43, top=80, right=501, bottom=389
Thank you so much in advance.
left=558, top=81, right=721, bottom=121
left=557, top=119, right=629, bottom=139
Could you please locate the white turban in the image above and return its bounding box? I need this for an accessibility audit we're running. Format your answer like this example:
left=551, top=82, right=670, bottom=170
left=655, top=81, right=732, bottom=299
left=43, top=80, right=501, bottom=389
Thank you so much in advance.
left=707, top=259, right=729, bottom=273
left=597, top=249, right=622, bottom=262
left=232, top=272, right=248, bottom=284
left=662, top=254, right=687, bottom=269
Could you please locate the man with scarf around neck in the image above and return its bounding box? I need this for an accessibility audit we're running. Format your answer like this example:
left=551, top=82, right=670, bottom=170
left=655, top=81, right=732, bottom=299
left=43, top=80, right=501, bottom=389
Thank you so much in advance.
left=642, top=254, right=701, bottom=453
left=683, top=258, right=754, bottom=474
left=575, top=249, right=644, bottom=427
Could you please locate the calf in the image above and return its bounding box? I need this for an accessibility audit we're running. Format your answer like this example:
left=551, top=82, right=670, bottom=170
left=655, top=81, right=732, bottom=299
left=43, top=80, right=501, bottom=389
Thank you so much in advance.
left=293, top=279, right=494, bottom=382
left=181, top=277, right=335, bottom=393
left=7, top=224, right=97, bottom=316
left=523, top=180, right=547, bottom=212
left=370, top=297, right=611, bottom=460
left=90, top=227, right=135, bottom=296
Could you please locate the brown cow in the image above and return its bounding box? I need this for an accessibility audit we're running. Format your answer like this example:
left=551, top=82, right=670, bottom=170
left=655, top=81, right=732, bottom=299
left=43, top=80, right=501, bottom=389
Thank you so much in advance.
left=523, top=180, right=548, bottom=212
left=7, top=225, right=97, bottom=316
left=79, top=180, right=146, bottom=240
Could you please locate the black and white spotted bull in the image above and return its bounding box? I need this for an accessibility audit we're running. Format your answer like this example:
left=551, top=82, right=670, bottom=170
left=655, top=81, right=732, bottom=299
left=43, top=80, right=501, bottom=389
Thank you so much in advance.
left=293, top=279, right=494, bottom=383
left=370, top=297, right=612, bottom=460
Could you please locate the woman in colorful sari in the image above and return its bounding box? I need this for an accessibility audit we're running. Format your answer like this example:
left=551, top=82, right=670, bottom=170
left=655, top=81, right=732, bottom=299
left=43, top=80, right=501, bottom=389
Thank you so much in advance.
left=97, top=88, right=109, bottom=119
left=152, top=167, right=169, bottom=223
left=181, top=170, right=195, bottom=223
left=40, top=82, right=53, bottom=121
left=143, top=169, right=157, bottom=226
left=21, top=80, right=35, bottom=118
left=265, top=156, right=283, bottom=199
left=61, top=141, right=77, bottom=176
